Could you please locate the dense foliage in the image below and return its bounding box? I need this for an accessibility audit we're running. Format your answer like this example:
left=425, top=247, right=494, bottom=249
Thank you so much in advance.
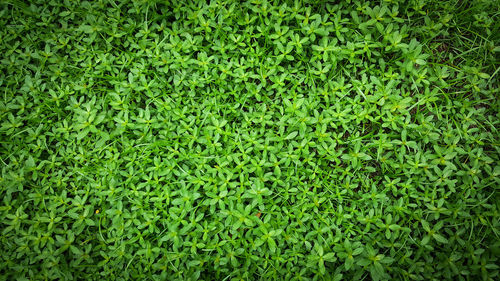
left=1, top=0, right=499, bottom=280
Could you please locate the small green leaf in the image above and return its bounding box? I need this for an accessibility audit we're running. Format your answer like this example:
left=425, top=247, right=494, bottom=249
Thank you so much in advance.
left=433, top=233, right=448, bottom=244
left=285, top=131, right=298, bottom=140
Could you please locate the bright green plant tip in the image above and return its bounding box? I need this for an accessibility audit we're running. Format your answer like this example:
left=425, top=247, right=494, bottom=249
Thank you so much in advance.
left=0, top=0, right=499, bottom=280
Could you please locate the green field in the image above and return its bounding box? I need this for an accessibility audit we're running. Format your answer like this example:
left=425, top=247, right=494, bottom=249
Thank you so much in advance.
left=1, top=0, right=499, bottom=280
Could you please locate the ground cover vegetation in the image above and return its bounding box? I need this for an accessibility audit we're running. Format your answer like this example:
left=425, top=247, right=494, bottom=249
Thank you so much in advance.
left=0, top=0, right=499, bottom=280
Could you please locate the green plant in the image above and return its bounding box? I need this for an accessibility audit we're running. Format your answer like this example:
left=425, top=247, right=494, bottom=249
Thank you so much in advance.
left=0, top=0, right=499, bottom=280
